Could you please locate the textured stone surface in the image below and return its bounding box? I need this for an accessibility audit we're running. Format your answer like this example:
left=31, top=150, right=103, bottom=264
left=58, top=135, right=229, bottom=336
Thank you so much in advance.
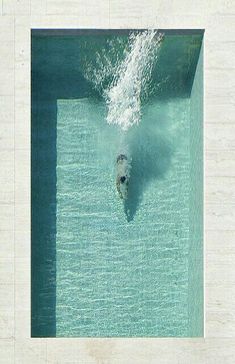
left=0, top=0, right=234, bottom=362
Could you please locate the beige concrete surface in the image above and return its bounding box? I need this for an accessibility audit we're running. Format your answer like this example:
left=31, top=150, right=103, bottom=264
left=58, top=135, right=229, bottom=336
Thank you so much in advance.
left=0, top=0, right=235, bottom=362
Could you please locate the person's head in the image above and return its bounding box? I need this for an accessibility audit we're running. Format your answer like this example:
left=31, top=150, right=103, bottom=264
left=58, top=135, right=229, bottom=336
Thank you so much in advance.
left=120, top=176, right=126, bottom=183
left=117, top=154, right=128, bottom=163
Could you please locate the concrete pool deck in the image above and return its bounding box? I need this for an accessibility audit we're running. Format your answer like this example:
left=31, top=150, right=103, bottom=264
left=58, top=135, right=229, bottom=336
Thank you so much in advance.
left=0, top=0, right=235, bottom=362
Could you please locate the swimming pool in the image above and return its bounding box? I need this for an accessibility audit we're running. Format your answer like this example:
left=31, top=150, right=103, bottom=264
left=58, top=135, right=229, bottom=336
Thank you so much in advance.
left=31, top=30, right=203, bottom=337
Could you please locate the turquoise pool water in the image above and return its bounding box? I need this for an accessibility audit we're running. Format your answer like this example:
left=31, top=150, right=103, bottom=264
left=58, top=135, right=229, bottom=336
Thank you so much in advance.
left=31, top=30, right=203, bottom=337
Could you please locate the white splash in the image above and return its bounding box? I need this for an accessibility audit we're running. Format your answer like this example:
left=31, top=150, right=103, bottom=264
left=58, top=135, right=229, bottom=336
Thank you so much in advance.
left=105, top=30, right=163, bottom=131
left=83, top=37, right=125, bottom=94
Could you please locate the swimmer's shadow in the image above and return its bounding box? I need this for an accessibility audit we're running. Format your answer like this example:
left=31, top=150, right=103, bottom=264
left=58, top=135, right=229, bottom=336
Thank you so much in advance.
left=124, top=126, right=173, bottom=222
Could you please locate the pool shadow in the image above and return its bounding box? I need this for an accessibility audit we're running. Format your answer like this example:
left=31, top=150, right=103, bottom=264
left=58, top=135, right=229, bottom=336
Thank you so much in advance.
left=31, top=36, right=92, bottom=337
left=124, top=111, right=174, bottom=222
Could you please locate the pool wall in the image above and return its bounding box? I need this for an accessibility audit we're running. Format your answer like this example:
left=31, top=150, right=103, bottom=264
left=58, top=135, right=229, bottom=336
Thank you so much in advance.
left=1, top=2, right=235, bottom=362
left=188, top=43, right=204, bottom=336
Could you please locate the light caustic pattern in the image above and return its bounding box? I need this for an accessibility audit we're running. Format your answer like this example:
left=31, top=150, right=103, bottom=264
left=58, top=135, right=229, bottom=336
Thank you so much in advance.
left=56, top=98, right=192, bottom=337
